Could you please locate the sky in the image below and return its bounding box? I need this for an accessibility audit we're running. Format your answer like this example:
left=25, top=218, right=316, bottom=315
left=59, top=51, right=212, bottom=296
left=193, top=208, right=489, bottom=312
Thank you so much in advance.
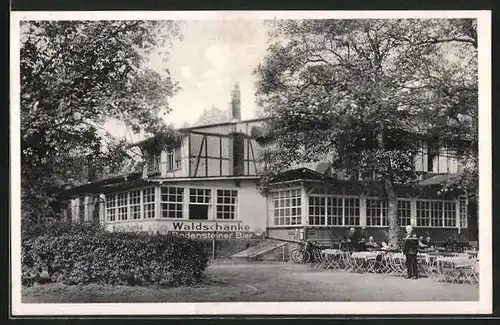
left=105, top=20, right=270, bottom=142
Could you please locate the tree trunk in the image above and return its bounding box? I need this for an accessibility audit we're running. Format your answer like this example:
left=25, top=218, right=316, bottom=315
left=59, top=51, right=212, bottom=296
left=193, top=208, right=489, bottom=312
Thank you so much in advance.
left=385, top=179, right=399, bottom=247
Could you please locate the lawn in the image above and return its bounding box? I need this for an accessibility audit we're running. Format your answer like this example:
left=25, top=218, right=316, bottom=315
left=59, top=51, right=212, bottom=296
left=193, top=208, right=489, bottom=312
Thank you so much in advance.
left=22, top=260, right=479, bottom=303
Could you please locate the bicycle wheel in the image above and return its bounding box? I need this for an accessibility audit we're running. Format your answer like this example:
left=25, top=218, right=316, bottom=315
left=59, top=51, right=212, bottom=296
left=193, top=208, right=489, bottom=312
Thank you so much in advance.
left=291, top=249, right=310, bottom=263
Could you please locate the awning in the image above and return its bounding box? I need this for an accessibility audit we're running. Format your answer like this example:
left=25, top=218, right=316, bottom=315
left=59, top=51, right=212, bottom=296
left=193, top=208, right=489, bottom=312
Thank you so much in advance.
left=418, top=174, right=452, bottom=186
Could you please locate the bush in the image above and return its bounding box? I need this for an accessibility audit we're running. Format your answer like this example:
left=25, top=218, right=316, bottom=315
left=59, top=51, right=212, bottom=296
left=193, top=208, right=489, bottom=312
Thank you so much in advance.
left=22, top=220, right=107, bottom=239
left=22, top=231, right=209, bottom=287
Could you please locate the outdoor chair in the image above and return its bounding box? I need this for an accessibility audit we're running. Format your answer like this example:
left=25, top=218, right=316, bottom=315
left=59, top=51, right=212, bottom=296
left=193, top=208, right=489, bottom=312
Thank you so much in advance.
left=341, top=251, right=354, bottom=272
left=325, top=250, right=343, bottom=270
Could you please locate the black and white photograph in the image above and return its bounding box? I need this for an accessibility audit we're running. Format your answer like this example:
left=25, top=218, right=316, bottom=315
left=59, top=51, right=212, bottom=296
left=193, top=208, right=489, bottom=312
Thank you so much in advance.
left=10, top=11, right=491, bottom=315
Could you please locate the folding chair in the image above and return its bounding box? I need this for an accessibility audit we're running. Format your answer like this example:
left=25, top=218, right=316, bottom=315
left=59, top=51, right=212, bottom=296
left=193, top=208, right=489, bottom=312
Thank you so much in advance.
left=342, top=251, right=354, bottom=272
left=326, top=251, right=342, bottom=270
left=313, top=250, right=327, bottom=269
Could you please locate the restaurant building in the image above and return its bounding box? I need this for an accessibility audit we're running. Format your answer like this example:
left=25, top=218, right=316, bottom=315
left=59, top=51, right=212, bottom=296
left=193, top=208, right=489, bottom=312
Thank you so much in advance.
left=63, top=85, right=472, bottom=253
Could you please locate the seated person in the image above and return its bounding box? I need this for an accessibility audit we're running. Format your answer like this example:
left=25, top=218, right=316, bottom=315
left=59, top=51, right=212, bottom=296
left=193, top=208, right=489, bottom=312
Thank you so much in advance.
left=424, top=236, right=434, bottom=249
left=380, top=241, right=389, bottom=250
left=365, top=236, right=380, bottom=250
left=357, top=237, right=367, bottom=251
left=418, top=235, right=428, bottom=251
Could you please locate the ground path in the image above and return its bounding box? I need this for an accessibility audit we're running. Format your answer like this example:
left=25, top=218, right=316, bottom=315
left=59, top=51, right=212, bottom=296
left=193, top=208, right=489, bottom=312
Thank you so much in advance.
left=22, top=260, right=478, bottom=303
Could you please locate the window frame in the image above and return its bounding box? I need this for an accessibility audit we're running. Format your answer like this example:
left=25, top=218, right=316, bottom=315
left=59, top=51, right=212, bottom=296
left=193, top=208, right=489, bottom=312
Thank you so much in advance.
left=416, top=199, right=457, bottom=228
left=306, top=194, right=360, bottom=227
left=160, top=186, right=184, bottom=219
left=271, top=188, right=302, bottom=226
left=216, top=189, right=239, bottom=220
left=143, top=187, right=156, bottom=219
left=366, top=198, right=388, bottom=227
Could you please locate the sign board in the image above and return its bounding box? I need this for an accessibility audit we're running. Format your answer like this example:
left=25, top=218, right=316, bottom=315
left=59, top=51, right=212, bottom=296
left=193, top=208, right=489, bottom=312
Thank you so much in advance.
left=110, top=220, right=264, bottom=241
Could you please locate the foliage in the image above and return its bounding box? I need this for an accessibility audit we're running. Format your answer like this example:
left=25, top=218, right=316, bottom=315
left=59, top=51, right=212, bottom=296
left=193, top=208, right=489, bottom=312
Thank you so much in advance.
left=22, top=231, right=209, bottom=287
left=21, top=220, right=107, bottom=240
left=193, top=105, right=232, bottom=127
left=20, top=21, right=182, bottom=224
left=256, top=19, right=478, bottom=245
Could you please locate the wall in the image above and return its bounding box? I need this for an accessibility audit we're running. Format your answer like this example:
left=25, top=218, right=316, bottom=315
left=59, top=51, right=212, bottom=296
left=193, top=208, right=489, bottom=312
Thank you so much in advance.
left=103, top=179, right=268, bottom=240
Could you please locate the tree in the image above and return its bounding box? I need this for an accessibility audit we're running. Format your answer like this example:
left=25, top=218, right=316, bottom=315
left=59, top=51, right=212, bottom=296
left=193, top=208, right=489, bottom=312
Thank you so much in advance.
left=20, top=20, right=182, bottom=225
left=255, top=19, right=477, bottom=246
left=193, top=105, right=231, bottom=126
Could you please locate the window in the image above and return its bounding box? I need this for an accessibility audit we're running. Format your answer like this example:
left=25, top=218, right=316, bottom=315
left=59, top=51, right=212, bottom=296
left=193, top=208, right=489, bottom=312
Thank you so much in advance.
left=416, top=201, right=430, bottom=227
left=147, top=152, right=160, bottom=173
left=306, top=195, right=359, bottom=226
left=167, top=149, right=174, bottom=171
left=161, top=187, right=183, bottom=218
left=216, top=190, right=238, bottom=220
left=326, top=197, right=343, bottom=225
left=166, top=148, right=181, bottom=171
left=175, top=147, right=181, bottom=169
left=189, top=188, right=211, bottom=220
left=443, top=201, right=456, bottom=227
left=417, top=199, right=457, bottom=228
left=78, top=197, right=85, bottom=222
left=130, top=190, right=141, bottom=220
left=398, top=199, right=411, bottom=227
left=272, top=189, right=302, bottom=226
left=344, top=198, right=360, bottom=226
left=459, top=196, right=467, bottom=228
left=309, top=196, right=325, bottom=225
left=366, top=199, right=388, bottom=226
left=430, top=201, right=443, bottom=227
left=105, top=194, right=116, bottom=222
left=117, top=192, right=128, bottom=221
left=143, top=187, right=156, bottom=219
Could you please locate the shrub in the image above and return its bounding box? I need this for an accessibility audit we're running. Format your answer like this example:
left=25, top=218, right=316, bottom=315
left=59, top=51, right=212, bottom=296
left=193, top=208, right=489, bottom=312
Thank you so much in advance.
left=22, top=220, right=107, bottom=239
left=21, top=231, right=209, bottom=287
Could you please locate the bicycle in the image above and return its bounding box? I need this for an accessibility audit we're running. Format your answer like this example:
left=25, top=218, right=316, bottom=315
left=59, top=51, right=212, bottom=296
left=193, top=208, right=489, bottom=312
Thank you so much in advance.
left=290, top=240, right=321, bottom=264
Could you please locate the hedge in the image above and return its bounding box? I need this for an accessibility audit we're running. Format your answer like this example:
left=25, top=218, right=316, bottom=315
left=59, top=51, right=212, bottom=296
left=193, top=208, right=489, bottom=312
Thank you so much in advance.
left=22, top=231, right=209, bottom=287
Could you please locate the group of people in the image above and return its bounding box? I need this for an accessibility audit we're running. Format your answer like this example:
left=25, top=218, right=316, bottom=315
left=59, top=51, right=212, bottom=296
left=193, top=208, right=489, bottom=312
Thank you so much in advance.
left=340, top=225, right=436, bottom=280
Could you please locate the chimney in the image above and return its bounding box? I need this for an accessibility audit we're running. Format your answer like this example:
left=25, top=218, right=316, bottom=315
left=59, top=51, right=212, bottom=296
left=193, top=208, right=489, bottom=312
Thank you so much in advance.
left=230, top=83, right=241, bottom=121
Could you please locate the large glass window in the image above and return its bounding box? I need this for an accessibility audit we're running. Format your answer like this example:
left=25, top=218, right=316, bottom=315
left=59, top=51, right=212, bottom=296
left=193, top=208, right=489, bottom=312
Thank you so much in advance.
left=117, top=192, right=128, bottom=221
left=417, top=199, right=457, bottom=228
left=216, top=190, right=238, bottom=220
left=366, top=199, right=388, bottom=226
left=105, top=194, right=116, bottom=222
left=78, top=197, right=85, bottom=222
left=344, top=198, right=360, bottom=226
left=309, top=196, right=325, bottom=225
left=161, top=187, right=183, bottom=218
left=143, top=187, right=156, bottom=219
left=326, top=197, right=343, bottom=225
left=189, top=188, right=211, bottom=220
left=443, top=201, right=457, bottom=227
left=129, top=190, right=141, bottom=220
left=306, top=195, right=360, bottom=226
left=459, top=196, right=467, bottom=228
left=272, top=189, right=302, bottom=226
left=398, top=199, right=412, bottom=227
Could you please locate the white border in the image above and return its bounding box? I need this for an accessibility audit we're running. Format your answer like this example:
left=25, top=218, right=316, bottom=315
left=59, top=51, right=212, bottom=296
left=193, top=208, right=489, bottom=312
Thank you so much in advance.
left=10, top=10, right=492, bottom=316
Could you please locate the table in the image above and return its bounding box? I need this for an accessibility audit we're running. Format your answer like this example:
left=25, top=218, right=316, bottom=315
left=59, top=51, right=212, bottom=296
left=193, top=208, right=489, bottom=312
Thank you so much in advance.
left=350, top=251, right=381, bottom=273
left=320, top=249, right=344, bottom=269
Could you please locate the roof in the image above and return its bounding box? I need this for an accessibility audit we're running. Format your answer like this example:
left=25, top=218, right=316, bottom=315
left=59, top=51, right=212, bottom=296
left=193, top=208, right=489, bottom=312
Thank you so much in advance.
left=268, top=167, right=330, bottom=183
left=418, top=174, right=452, bottom=186
left=180, top=117, right=270, bottom=131
left=61, top=172, right=143, bottom=197
left=132, top=117, right=271, bottom=147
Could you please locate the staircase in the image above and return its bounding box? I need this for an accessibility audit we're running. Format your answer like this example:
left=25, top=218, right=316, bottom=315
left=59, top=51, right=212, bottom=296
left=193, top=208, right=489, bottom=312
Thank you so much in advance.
left=231, top=239, right=288, bottom=260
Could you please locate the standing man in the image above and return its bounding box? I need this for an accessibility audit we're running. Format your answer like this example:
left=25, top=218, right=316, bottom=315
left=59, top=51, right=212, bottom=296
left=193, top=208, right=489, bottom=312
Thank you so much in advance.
left=403, top=225, right=419, bottom=279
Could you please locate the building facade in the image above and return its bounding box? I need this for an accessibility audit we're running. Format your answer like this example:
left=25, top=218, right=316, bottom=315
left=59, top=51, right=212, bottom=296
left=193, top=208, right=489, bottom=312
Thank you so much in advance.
left=64, top=85, right=472, bottom=247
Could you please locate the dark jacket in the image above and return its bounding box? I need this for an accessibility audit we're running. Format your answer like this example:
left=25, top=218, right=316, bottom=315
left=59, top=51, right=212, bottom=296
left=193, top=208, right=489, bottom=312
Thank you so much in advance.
left=403, top=235, right=419, bottom=255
